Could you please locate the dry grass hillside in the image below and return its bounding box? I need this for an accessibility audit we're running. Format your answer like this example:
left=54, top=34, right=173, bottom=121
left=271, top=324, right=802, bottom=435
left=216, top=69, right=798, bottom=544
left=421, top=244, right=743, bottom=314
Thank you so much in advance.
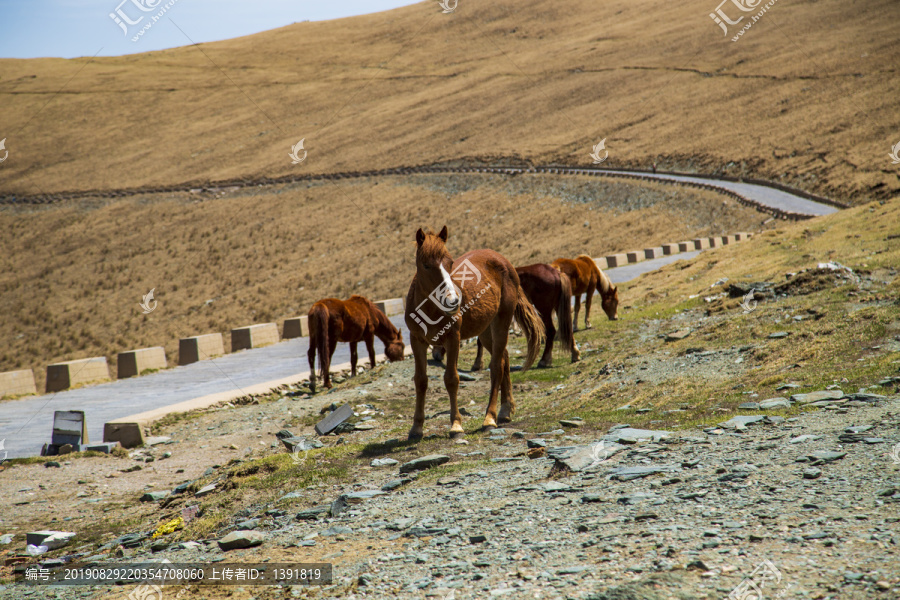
left=0, top=174, right=766, bottom=392
left=1, top=0, right=898, bottom=201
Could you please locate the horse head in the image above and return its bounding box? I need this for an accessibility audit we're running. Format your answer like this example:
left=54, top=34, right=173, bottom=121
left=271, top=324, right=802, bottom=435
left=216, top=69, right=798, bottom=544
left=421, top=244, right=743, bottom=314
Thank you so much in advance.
left=602, top=284, right=619, bottom=320
left=415, top=226, right=461, bottom=317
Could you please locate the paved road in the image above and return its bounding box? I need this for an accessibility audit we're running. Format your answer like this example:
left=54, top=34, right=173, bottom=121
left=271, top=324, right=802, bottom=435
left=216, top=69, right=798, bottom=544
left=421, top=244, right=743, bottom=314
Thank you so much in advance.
left=592, top=169, right=839, bottom=217
left=0, top=317, right=409, bottom=459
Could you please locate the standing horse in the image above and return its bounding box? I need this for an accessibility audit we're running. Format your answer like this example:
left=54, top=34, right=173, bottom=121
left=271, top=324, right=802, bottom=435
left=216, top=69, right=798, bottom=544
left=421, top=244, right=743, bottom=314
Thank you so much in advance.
left=405, top=226, right=545, bottom=440
left=443, top=263, right=580, bottom=370
left=307, top=295, right=405, bottom=392
left=551, top=254, right=619, bottom=330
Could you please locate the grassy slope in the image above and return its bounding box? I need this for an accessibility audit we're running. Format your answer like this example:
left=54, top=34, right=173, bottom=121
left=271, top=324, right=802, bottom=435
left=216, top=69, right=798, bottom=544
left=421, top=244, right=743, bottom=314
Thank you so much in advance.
left=0, top=175, right=764, bottom=392
left=0, top=0, right=898, bottom=201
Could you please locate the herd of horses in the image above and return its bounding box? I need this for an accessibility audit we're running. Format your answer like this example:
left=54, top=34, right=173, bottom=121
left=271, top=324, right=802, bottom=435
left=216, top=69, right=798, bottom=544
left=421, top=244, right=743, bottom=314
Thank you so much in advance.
left=306, top=226, right=619, bottom=441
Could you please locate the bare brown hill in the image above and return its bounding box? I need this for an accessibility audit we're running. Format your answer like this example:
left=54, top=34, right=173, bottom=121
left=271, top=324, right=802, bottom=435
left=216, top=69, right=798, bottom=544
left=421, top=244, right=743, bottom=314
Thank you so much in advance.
left=1, top=0, right=898, bottom=201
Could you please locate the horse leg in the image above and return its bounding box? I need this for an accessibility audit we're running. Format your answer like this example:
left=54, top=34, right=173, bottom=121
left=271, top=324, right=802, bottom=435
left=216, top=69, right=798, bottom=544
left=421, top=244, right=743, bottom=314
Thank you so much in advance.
left=324, top=336, right=338, bottom=388
left=584, top=280, right=596, bottom=329
left=573, top=294, right=582, bottom=332
left=408, top=336, right=430, bottom=442
left=538, top=314, right=555, bottom=368
left=365, top=334, right=377, bottom=370
left=471, top=338, right=484, bottom=372
left=307, top=335, right=317, bottom=393
left=483, top=325, right=508, bottom=430
left=443, top=334, right=464, bottom=438
left=349, top=341, right=358, bottom=377
left=497, top=348, right=515, bottom=423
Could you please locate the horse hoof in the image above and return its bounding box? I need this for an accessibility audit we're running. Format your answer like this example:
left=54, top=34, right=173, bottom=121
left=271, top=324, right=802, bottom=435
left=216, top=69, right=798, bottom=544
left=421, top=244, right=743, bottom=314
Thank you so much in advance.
left=497, top=415, right=512, bottom=425
left=537, top=360, right=552, bottom=368
left=449, top=431, right=465, bottom=440
left=407, top=431, right=423, bottom=443
left=481, top=425, right=497, bottom=434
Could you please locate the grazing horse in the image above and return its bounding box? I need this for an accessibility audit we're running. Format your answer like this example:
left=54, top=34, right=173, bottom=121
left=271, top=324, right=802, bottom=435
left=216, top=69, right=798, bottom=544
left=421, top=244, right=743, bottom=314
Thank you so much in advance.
left=551, top=254, right=619, bottom=330
left=405, top=226, right=545, bottom=440
left=442, top=263, right=580, bottom=370
left=307, top=295, right=405, bottom=392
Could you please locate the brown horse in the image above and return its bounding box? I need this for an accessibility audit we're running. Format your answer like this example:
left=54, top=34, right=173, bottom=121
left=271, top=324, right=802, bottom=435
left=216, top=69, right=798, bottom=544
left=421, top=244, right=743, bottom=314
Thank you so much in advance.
left=551, top=254, right=619, bottom=330
left=405, top=227, right=545, bottom=440
left=443, top=263, right=580, bottom=370
left=307, top=295, right=405, bottom=392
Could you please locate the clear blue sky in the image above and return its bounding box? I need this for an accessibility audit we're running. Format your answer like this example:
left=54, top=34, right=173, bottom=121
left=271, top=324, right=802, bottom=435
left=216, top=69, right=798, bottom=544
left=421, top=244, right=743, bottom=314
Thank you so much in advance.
left=0, top=0, right=421, bottom=59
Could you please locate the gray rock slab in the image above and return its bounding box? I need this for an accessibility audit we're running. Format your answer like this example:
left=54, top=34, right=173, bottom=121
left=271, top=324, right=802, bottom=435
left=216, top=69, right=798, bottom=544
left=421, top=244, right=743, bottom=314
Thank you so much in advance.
left=790, top=390, right=845, bottom=404
left=218, top=530, right=265, bottom=551
left=400, top=454, right=450, bottom=474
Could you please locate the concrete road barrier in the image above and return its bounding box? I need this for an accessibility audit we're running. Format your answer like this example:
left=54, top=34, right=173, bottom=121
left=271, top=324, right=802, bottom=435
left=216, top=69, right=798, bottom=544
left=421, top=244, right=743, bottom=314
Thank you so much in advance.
left=592, top=257, right=608, bottom=270
left=375, top=298, right=405, bottom=317
left=693, top=238, right=711, bottom=250
left=707, top=237, right=720, bottom=248
left=117, top=347, right=167, bottom=379
left=605, top=253, right=629, bottom=268
left=103, top=422, right=145, bottom=448
left=178, top=333, right=225, bottom=366
left=0, top=369, right=36, bottom=398
left=231, top=323, right=279, bottom=352
left=661, top=243, right=679, bottom=255
left=283, top=316, right=310, bottom=339
left=644, top=247, right=664, bottom=260
left=625, top=251, right=644, bottom=264
left=677, top=241, right=693, bottom=253
left=46, top=357, right=110, bottom=393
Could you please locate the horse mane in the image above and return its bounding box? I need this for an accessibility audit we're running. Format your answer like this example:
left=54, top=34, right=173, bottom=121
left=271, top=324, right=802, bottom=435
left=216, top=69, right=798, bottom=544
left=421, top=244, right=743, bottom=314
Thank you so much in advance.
left=576, top=254, right=615, bottom=294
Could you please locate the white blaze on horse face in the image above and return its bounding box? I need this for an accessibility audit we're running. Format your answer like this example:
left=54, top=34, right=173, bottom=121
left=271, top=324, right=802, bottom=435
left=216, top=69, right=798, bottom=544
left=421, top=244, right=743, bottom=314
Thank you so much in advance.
left=439, top=263, right=460, bottom=309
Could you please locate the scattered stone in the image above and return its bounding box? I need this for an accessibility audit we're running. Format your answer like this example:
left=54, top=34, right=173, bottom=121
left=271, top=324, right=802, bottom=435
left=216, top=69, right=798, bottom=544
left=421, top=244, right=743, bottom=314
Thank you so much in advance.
left=400, top=454, right=450, bottom=474
left=526, top=439, right=548, bottom=449
left=140, top=491, right=168, bottom=502
left=559, top=420, right=582, bottom=428
left=295, top=506, right=331, bottom=520
left=803, top=467, right=822, bottom=479
left=315, top=404, right=354, bottom=435
left=371, top=458, right=399, bottom=468
left=808, top=450, right=847, bottom=465
left=26, top=531, right=75, bottom=549
left=790, top=390, right=844, bottom=404
left=665, top=329, right=691, bottom=341
left=790, top=435, right=821, bottom=444
left=458, top=372, right=478, bottom=382
left=768, top=332, right=790, bottom=339
left=776, top=383, right=800, bottom=391
left=218, top=530, right=265, bottom=551
left=194, top=484, right=217, bottom=497
left=602, top=428, right=672, bottom=444
left=738, top=402, right=760, bottom=410
left=551, top=442, right=626, bottom=472
left=527, top=447, right=546, bottom=459
left=381, top=478, right=412, bottom=491
left=719, top=415, right=764, bottom=430
left=469, top=534, right=487, bottom=544
left=608, top=465, right=679, bottom=482
left=759, top=397, right=791, bottom=410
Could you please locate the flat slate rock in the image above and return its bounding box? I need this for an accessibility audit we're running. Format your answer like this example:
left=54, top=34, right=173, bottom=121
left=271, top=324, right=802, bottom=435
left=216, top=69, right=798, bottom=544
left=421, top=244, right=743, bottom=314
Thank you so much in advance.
left=808, top=450, right=847, bottom=464
left=738, top=402, right=760, bottom=410
left=296, top=505, right=331, bottom=520
left=371, top=458, right=399, bottom=468
left=845, top=392, right=886, bottom=403
left=218, top=530, right=265, bottom=551
left=665, top=329, right=691, bottom=341
left=602, top=428, right=672, bottom=444
left=768, top=332, right=791, bottom=339
left=526, top=438, right=548, bottom=449
left=399, top=454, right=450, bottom=474
left=315, top=404, right=354, bottom=435
left=552, top=442, right=627, bottom=472
left=381, top=478, right=412, bottom=491
left=775, top=383, right=801, bottom=391
left=759, top=397, right=791, bottom=410
left=719, top=415, right=765, bottom=430
left=608, top=465, right=679, bottom=481
left=140, top=491, right=168, bottom=502
left=790, top=390, right=845, bottom=404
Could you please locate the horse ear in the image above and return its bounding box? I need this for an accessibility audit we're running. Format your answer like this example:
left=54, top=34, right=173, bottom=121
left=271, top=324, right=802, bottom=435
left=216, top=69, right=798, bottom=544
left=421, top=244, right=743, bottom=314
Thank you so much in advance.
left=416, top=228, right=425, bottom=246
left=438, top=226, right=449, bottom=242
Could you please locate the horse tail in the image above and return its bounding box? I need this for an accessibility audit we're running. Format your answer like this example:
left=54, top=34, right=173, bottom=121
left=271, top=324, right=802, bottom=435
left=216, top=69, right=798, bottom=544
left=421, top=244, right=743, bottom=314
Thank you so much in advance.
left=514, top=287, right=546, bottom=371
left=309, top=303, right=330, bottom=382
left=556, top=271, right=575, bottom=356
